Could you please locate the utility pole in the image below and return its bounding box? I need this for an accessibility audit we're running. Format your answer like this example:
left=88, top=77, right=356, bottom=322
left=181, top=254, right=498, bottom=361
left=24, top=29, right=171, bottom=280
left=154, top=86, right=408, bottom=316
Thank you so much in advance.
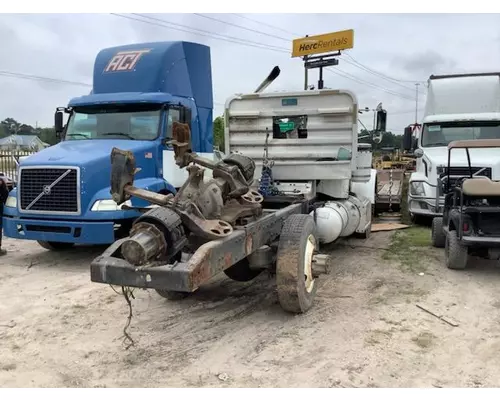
left=415, top=83, right=420, bottom=124
left=303, top=35, right=309, bottom=90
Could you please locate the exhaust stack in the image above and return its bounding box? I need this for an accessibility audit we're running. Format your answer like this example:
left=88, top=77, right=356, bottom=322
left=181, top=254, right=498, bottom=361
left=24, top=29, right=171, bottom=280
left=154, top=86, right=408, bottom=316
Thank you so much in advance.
left=254, top=66, right=281, bottom=94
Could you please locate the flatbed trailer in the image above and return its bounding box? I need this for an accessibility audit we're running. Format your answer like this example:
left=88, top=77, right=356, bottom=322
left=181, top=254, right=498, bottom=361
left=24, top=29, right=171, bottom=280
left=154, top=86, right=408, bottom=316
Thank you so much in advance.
left=375, top=169, right=405, bottom=212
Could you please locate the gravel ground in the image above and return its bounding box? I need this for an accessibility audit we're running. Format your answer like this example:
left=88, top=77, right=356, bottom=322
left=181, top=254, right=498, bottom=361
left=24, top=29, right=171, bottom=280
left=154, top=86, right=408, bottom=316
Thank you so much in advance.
left=2, top=228, right=500, bottom=388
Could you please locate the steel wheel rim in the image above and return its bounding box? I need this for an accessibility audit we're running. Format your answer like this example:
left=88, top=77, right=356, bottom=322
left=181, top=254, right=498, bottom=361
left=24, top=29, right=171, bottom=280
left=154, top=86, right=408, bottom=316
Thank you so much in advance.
left=304, top=234, right=316, bottom=293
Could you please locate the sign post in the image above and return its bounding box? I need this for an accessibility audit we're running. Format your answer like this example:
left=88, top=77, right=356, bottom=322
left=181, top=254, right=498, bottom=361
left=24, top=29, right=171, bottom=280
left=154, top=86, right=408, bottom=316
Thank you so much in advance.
left=292, top=29, right=354, bottom=90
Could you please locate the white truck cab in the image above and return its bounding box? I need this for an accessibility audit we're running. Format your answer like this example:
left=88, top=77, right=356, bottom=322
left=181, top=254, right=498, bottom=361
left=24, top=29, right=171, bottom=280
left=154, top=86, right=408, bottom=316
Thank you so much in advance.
left=405, top=72, right=500, bottom=223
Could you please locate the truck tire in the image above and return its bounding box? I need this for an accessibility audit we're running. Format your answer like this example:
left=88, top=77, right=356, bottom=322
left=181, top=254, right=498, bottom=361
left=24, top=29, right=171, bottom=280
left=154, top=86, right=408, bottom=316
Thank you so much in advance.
left=431, top=217, right=446, bottom=248
left=155, top=289, right=191, bottom=301
left=445, top=230, right=468, bottom=270
left=276, top=214, right=318, bottom=314
left=224, top=259, right=263, bottom=282
left=37, top=241, right=75, bottom=251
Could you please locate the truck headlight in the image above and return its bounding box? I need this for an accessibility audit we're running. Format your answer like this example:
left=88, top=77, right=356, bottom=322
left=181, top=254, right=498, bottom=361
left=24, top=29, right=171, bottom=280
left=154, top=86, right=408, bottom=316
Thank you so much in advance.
left=410, top=182, right=426, bottom=196
left=5, top=195, right=17, bottom=208
left=91, top=199, right=132, bottom=211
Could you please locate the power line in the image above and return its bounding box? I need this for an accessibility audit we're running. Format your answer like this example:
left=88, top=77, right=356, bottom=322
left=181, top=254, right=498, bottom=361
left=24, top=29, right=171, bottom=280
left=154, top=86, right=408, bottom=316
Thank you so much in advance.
left=116, top=13, right=288, bottom=53
left=1, top=14, right=422, bottom=106
left=344, top=53, right=427, bottom=86
left=193, top=13, right=290, bottom=42
left=0, top=70, right=91, bottom=87
left=341, top=55, right=426, bottom=95
left=390, top=109, right=424, bottom=115
left=325, top=68, right=416, bottom=101
left=116, top=13, right=418, bottom=102
left=226, top=14, right=427, bottom=96
left=231, top=13, right=302, bottom=37
left=0, top=69, right=226, bottom=106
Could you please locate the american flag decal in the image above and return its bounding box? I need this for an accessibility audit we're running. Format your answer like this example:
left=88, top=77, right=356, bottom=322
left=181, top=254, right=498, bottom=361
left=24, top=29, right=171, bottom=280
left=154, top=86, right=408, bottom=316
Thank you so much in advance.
left=145, top=152, right=153, bottom=159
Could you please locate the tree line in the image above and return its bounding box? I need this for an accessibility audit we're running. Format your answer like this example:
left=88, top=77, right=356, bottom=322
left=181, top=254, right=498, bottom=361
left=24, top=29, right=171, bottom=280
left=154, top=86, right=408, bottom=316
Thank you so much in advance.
left=0, top=118, right=59, bottom=146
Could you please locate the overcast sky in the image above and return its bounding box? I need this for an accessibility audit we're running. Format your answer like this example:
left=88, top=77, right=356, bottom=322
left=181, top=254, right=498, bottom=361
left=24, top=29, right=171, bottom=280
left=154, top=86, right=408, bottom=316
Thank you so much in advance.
left=1, top=13, right=500, bottom=134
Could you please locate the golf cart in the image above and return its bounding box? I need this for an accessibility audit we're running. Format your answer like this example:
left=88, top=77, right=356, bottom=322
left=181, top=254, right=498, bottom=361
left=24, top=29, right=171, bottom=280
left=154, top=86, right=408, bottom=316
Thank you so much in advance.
left=431, top=139, right=500, bottom=270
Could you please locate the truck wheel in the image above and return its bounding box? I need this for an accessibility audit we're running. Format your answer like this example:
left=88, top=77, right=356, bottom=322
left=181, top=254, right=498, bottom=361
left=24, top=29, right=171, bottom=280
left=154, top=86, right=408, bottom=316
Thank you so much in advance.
left=37, top=241, right=75, bottom=251
left=224, top=259, right=263, bottom=282
left=431, top=217, right=446, bottom=248
left=276, top=214, right=318, bottom=314
left=445, top=230, right=468, bottom=270
left=355, top=222, right=371, bottom=239
left=155, top=289, right=191, bottom=300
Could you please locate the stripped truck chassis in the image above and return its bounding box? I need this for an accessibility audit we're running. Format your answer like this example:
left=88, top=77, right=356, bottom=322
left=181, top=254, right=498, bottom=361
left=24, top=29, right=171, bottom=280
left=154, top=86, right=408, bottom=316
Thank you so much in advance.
left=91, top=201, right=309, bottom=293
left=90, top=121, right=329, bottom=314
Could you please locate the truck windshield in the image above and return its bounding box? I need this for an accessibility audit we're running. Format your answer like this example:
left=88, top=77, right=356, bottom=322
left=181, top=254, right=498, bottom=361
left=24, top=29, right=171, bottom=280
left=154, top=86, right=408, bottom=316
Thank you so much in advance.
left=421, top=122, right=500, bottom=147
left=64, top=108, right=161, bottom=141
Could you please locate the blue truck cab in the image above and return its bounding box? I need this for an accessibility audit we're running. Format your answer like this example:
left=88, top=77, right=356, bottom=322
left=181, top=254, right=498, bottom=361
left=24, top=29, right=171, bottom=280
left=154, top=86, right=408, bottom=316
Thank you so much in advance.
left=2, top=41, right=215, bottom=250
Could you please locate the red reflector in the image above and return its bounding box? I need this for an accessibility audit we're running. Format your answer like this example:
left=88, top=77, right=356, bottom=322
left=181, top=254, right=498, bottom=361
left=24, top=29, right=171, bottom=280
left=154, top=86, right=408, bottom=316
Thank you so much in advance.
left=463, top=222, right=469, bottom=231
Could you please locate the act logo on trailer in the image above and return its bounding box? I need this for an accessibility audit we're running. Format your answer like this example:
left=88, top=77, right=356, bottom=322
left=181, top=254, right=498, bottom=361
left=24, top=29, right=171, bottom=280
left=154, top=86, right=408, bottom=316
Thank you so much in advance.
left=104, top=49, right=151, bottom=72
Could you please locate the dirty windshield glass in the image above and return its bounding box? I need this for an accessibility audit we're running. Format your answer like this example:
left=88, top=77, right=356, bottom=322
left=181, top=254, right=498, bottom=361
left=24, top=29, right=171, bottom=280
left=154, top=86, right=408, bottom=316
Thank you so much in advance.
left=421, top=122, right=500, bottom=147
left=64, top=109, right=161, bottom=141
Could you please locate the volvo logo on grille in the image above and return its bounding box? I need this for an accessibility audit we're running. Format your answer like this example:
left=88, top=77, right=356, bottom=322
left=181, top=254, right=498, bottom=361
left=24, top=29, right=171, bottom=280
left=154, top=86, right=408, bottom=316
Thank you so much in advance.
left=25, top=169, right=73, bottom=211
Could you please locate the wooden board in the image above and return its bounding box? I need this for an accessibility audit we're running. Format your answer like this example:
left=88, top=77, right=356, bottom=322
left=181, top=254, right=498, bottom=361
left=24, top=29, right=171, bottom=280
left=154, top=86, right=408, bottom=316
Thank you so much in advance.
left=371, top=223, right=410, bottom=232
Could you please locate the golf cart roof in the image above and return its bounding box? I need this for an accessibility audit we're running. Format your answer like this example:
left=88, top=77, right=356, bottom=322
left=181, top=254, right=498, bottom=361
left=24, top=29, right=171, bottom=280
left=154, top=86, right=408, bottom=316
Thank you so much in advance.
left=448, top=139, right=500, bottom=149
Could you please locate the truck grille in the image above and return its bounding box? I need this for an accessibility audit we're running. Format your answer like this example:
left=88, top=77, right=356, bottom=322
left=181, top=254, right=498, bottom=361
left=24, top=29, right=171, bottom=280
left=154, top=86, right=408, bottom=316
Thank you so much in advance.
left=443, top=166, right=492, bottom=178
left=441, top=166, right=492, bottom=187
left=19, top=167, right=80, bottom=214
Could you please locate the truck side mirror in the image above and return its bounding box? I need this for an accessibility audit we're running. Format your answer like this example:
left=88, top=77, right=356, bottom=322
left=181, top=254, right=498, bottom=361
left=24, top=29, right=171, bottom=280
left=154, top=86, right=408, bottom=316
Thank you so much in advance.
left=180, top=107, right=192, bottom=126
left=403, top=126, right=413, bottom=151
left=375, top=110, right=387, bottom=132
left=54, top=111, right=64, bottom=136
left=411, top=136, right=418, bottom=151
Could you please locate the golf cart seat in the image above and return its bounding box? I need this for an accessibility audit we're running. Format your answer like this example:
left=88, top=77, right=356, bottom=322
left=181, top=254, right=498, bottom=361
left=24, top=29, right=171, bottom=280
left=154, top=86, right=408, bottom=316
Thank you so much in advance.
left=462, top=177, right=500, bottom=197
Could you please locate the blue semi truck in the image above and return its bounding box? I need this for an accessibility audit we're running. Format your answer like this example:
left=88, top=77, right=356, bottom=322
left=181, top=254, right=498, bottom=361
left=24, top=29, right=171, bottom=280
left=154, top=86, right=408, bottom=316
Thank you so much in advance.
left=2, top=41, right=217, bottom=250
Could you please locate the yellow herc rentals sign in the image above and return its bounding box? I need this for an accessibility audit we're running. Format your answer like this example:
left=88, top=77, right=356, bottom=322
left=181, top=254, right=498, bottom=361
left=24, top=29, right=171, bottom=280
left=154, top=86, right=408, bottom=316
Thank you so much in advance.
left=292, top=29, right=354, bottom=58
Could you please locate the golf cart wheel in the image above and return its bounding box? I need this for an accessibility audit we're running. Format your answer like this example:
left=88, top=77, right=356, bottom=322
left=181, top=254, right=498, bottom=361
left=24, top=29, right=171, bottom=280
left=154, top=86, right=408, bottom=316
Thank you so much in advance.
left=445, top=230, right=468, bottom=270
left=224, top=259, right=263, bottom=282
left=431, top=217, right=446, bottom=248
left=155, top=289, right=191, bottom=301
left=276, top=214, right=318, bottom=314
left=37, top=241, right=75, bottom=251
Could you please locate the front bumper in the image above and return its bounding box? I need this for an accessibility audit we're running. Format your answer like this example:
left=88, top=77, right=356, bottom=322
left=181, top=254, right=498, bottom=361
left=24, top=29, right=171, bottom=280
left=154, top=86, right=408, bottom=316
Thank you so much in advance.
left=91, top=239, right=197, bottom=292
left=408, top=194, right=444, bottom=217
left=408, top=177, right=444, bottom=217
left=2, top=216, right=118, bottom=244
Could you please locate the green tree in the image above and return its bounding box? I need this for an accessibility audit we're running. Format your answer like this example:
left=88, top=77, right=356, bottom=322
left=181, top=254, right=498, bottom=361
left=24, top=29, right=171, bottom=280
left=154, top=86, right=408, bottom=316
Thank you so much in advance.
left=213, top=115, right=225, bottom=151
left=0, top=117, right=58, bottom=145
left=36, top=127, right=58, bottom=145
left=1, top=118, right=21, bottom=136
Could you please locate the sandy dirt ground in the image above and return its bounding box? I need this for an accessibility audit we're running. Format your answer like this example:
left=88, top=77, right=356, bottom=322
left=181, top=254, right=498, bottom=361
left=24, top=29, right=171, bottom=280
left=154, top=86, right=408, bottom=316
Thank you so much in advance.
left=2, top=228, right=500, bottom=388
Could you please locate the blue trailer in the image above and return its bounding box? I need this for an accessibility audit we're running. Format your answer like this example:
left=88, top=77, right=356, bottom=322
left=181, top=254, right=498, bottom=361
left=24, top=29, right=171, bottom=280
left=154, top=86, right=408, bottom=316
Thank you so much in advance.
left=2, top=41, right=216, bottom=250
